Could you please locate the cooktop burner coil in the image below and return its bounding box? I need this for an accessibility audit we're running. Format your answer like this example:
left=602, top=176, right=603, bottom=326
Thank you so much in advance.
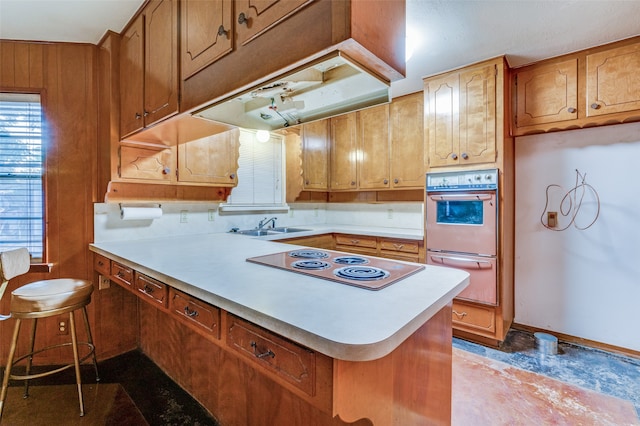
left=333, top=266, right=390, bottom=281
left=288, top=249, right=330, bottom=259
left=291, top=260, right=331, bottom=270
left=333, top=256, right=369, bottom=265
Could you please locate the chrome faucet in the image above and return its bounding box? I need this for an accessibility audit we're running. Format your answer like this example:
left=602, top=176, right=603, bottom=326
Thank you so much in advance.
left=257, top=217, right=277, bottom=229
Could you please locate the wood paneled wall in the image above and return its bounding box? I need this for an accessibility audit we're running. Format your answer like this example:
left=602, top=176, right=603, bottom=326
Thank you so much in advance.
left=0, top=40, right=108, bottom=363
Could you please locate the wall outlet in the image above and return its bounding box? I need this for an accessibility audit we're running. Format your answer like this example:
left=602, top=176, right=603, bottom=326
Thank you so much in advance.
left=98, top=274, right=110, bottom=290
left=314, top=207, right=319, bottom=217
left=547, top=211, right=557, bottom=228
left=387, top=209, right=394, bottom=219
left=289, top=208, right=294, bottom=218
left=58, top=320, right=68, bottom=335
left=180, top=210, right=188, bottom=223
left=208, top=209, right=216, bottom=221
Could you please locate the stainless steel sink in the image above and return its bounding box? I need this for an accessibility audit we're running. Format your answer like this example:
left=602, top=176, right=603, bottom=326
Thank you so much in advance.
left=233, top=227, right=310, bottom=236
left=270, top=227, right=310, bottom=233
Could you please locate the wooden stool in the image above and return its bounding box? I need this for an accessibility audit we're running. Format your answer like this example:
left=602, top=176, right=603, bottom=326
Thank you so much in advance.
left=0, top=278, right=100, bottom=418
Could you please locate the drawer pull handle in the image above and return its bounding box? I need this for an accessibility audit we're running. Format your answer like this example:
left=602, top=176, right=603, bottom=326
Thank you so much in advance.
left=393, top=243, right=404, bottom=250
left=184, top=306, right=199, bottom=318
left=350, top=239, right=359, bottom=244
left=117, top=271, right=125, bottom=278
left=453, top=310, right=468, bottom=319
left=143, top=284, right=154, bottom=294
left=251, top=341, right=275, bottom=359
left=98, top=261, right=104, bottom=266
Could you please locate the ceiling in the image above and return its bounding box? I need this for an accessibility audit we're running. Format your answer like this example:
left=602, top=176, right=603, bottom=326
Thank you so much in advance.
left=1, top=0, right=639, bottom=98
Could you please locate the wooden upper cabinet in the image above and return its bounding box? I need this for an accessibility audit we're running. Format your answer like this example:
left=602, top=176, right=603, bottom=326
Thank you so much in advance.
left=177, top=128, right=240, bottom=185
left=181, top=0, right=233, bottom=80
left=586, top=42, right=640, bottom=117
left=120, top=0, right=178, bottom=138
left=144, top=0, right=179, bottom=126
left=301, top=120, right=330, bottom=190
left=390, top=93, right=424, bottom=188
left=358, top=104, right=390, bottom=190
left=120, top=15, right=145, bottom=137
left=119, top=145, right=174, bottom=182
left=330, top=113, right=358, bottom=190
left=513, top=59, right=578, bottom=128
left=426, top=61, right=497, bottom=168
left=458, top=64, right=497, bottom=165
left=235, top=0, right=312, bottom=46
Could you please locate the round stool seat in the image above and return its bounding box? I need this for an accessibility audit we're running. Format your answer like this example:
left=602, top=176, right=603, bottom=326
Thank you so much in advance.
left=10, top=279, right=93, bottom=318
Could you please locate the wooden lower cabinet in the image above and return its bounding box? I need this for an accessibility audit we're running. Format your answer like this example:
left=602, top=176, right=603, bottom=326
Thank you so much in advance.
left=95, top=254, right=452, bottom=425
left=334, top=234, right=377, bottom=256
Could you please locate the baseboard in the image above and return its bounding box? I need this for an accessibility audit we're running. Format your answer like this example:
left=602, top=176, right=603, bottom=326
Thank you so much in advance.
left=511, top=323, right=640, bottom=360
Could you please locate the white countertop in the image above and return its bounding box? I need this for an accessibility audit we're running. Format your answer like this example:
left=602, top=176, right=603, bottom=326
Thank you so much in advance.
left=90, top=232, right=468, bottom=361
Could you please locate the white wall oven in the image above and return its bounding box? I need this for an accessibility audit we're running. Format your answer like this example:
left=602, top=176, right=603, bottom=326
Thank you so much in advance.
left=426, top=169, right=499, bottom=305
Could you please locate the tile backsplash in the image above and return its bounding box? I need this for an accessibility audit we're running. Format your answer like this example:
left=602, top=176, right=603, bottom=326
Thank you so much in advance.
left=93, top=202, right=423, bottom=242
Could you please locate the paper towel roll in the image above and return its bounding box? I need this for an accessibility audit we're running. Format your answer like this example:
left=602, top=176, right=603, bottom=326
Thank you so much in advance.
left=120, top=207, right=163, bottom=221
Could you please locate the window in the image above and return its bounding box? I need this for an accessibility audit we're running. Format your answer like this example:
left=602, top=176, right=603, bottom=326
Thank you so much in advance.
left=220, top=129, right=287, bottom=212
left=0, top=93, right=44, bottom=261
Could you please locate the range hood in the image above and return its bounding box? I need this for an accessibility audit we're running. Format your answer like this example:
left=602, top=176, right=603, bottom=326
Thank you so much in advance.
left=193, top=52, right=390, bottom=131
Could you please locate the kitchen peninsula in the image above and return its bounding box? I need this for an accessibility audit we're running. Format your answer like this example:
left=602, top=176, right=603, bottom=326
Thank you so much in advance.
left=90, top=232, right=468, bottom=425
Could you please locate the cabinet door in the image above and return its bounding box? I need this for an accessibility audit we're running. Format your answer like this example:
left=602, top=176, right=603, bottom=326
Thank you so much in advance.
left=144, top=0, right=179, bottom=127
left=459, top=64, right=496, bottom=165
left=120, top=15, right=145, bottom=138
left=181, top=0, right=233, bottom=80
left=426, top=73, right=459, bottom=167
left=358, top=104, right=390, bottom=189
left=586, top=42, right=640, bottom=117
left=119, top=145, right=174, bottom=182
left=235, top=0, right=312, bottom=46
left=178, top=128, right=239, bottom=185
left=301, top=119, right=330, bottom=190
left=514, top=59, right=578, bottom=127
left=390, top=93, right=424, bottom=188
left=330, top=113, right=358, bottom=190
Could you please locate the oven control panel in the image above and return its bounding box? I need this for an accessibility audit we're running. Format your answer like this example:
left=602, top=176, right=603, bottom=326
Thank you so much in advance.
left=427, top=168, right=498, bottom=191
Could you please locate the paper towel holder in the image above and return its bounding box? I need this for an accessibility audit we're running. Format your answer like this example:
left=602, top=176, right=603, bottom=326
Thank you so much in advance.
left=119, top=204, right=163, bottom=221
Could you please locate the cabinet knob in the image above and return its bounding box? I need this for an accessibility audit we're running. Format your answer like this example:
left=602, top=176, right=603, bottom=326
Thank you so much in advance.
left=351, top=181, right=356, bottom=186
left=230, top=173, right=236, bottom=180
left=305, top=179, right=310, bottom=185
left=383, top=179, right=389, bottom=184
left=451, top=153, right=458, bottom=160
left=238, top=12, right=249, bottom=25
left=394, top=178, right=399, bottom=184
left=135, top=112, right=142, bottom=120
left=143, top=110, right=149, bottom=117
left=162, top=167, right=170, bottom=175
left=590, top=103, right=601, bottom=110
left=461, top=153, right=469, bottom=160
left=217, top=25, right=228, bottom=37
left=567, top=107, right=577, bottom=113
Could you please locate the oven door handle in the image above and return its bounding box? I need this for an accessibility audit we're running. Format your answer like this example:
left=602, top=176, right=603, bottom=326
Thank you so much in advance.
left=429, top=254, right=493, bottom=269
left=428, top=194, right=492, bottom=201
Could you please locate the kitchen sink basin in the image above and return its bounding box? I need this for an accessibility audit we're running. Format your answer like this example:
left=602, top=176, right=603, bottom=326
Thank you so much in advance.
left=234, top=227, right=310, bottom=236
left=270, top=227, right=310, bottom=233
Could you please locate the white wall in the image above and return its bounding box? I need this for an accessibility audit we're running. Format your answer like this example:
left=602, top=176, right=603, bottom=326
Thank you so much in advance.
left=515, top=121, right=640, bottom=351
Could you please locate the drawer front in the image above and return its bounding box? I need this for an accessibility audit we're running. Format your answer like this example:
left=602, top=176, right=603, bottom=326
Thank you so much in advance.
left=111, top=262, right=133, bottom=287
left=170, top=290, right=220, bottom=338
left=93, top=253, right=111, bottom=276
left=227, top=314, right=315, bottom=396
left=452, top=302, right=496, bottom=333
left=335, top=234, right=377, bottom=249
left=380, top=239, right=420, bottom=254
left=135, top=273, right=168, bottom=308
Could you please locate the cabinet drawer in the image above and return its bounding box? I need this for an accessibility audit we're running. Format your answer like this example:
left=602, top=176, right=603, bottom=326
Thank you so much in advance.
left=111, top=262, right=133, bottom=287
left=170, top=289, right=220, bottom=338
left=135, top=272, right=168, bottom=308
left=452, top=301, right=496, bottom=333
left=93, top=253, right=111, bottom=276
left=335, top=234, right=377, bottom=249
left=227, top=314, right=315, bottom=396
left=380, top=238, right=419, bottom=255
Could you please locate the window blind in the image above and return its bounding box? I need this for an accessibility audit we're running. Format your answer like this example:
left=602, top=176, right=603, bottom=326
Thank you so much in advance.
left=225, top=129, right=284, bottom=207
left=0, top=93, right=44, bottom=260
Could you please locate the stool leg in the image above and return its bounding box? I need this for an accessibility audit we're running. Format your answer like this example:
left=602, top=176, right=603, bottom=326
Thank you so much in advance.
left=23, top=318, right=38, bottom=399
left=0, top=318, right=22, bottom=420
left=81, top=306, right=100, bottom=382
left=69, top=311, right=84, bottom=417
